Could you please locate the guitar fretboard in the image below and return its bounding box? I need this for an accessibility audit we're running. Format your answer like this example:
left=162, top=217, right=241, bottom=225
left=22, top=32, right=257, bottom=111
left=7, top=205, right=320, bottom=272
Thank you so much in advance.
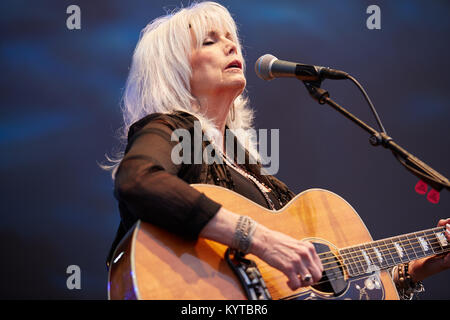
left=338, top=226, right=449, bottom=277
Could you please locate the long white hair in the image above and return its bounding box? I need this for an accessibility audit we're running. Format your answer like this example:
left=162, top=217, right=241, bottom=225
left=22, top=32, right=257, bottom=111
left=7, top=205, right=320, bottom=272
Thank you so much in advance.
left=103, top=1, right=259, bottom=178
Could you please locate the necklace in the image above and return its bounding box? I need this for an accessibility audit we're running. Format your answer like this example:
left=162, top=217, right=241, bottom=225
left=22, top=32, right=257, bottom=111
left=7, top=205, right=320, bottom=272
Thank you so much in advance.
left=216, top=148, right=276, bottom=210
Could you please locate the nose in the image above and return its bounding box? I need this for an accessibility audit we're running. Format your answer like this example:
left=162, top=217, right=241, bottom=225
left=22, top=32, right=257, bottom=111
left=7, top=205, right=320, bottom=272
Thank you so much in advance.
left=223, top=37, right=237, bottom=55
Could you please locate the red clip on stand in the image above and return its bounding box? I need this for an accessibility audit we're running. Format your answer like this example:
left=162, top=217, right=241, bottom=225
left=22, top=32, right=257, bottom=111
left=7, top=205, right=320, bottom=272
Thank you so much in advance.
left=415, top=180, right=428, bottom=195
left=427, top=189, right=440, bottom=204
left=415, top=180, right=440, bottom=204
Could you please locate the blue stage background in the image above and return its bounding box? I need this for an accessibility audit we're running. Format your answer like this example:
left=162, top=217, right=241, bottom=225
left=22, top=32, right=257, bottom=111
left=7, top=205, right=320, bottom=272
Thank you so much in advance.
left=1, top=0, right=449, bottom=299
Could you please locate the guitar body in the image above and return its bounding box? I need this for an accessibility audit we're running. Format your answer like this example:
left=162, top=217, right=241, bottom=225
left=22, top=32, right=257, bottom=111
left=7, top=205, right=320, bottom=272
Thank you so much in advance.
left=108, top=185, right=399, bottom=300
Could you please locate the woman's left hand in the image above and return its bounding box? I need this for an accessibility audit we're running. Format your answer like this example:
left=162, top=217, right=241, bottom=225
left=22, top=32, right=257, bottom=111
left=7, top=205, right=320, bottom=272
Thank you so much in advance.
left=408, top=218, right=450, bottom=282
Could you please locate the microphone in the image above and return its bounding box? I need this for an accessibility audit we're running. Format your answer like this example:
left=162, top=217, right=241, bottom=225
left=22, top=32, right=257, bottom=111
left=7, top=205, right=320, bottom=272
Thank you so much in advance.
left=255, top=54, right=349, bottom=81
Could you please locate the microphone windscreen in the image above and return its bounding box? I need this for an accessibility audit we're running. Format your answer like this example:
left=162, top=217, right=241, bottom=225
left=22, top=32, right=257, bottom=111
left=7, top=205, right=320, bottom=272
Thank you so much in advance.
left=255, top=54, right=277, bottom=80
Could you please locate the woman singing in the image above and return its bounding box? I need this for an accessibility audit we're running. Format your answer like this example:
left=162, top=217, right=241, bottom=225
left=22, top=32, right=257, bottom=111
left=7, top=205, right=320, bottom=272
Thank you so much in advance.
left=105, top=1, right=450, bottom=299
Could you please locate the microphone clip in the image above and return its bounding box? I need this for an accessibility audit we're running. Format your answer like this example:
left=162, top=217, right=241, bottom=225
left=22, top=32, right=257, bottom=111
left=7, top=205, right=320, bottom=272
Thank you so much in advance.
left=303, top=81, right=329, bottom=105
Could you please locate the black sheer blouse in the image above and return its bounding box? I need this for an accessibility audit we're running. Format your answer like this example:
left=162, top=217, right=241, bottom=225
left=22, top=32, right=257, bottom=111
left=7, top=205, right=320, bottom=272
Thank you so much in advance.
left=106, top=111, right=295, bottom=267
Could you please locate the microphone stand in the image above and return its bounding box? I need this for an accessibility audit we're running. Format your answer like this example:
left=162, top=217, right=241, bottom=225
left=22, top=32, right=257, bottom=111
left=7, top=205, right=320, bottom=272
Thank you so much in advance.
left=302, top=80, right=450, bottom=193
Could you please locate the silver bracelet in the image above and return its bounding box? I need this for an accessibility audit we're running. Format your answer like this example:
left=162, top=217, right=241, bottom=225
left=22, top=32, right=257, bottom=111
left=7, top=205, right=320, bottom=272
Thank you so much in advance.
left=231, top=216, right=257, bottom=255
left=398, top=281, right=425, bottom=300
left=393, top=263, right=425, bottom=300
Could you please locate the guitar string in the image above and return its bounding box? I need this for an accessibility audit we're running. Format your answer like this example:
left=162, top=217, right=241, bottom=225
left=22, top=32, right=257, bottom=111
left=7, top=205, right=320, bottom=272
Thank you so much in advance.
left=320, top=244, right=450, bottom=275
left=317, top=246, right=449, bottom=279
left=313, top=233, right=446, bottom=270
left=325, top=232, right=448, bottom=269
left=239, top=230, right=449, bottom=291
left=257, top=247, right=450, bottom=289
left=318, top=235, right=448, bottom=271
left=317, top=232, right=448, bottom=269
left=286, top=248, right=450, bottom=298
left=318, top=225, right=446, bottom=257
left=316, top=226, right=447, bottom=265
left=256, top=241, right=449, bottom=277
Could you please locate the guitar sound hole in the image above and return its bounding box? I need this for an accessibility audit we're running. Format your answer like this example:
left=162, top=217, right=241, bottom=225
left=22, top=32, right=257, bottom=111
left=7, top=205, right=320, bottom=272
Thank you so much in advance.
left=311, top=242, right=348, bottom=296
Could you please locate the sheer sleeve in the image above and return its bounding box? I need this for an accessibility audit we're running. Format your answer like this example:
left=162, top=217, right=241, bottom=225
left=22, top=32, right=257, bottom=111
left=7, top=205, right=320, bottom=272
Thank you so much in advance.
left=114, top=116, right=222, bottom=240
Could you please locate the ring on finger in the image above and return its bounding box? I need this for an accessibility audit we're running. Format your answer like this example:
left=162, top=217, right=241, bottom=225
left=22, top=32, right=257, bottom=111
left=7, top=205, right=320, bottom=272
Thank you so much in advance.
left=301, top=273, right=312, bottom=282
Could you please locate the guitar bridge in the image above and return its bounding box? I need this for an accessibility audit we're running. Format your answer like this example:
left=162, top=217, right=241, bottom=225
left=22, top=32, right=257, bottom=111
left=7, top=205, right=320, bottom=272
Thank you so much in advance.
left=224, top=248, right=272, bottom=300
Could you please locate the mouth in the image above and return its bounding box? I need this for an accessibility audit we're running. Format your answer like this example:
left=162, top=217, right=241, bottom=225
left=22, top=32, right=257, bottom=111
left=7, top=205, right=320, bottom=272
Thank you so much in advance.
left=225, top=59, right=242, bottom=70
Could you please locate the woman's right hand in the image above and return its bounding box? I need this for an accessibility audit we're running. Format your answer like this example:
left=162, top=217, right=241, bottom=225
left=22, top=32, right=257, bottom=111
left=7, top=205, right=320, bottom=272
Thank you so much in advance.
left=199, top=207, right=324, bottom=291
left=250, top=224, right=324, bottom=291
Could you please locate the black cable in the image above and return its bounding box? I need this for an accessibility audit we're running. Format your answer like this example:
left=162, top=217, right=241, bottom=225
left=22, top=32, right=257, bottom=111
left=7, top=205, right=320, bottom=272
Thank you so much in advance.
left=342, top=74, right=450, bottom=191
left=345, top=74, right=387, bottom=134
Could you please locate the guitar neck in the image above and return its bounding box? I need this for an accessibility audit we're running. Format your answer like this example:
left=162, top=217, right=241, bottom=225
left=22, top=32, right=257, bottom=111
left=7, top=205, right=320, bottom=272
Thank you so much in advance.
left=338, top=226, right=450, bottom=277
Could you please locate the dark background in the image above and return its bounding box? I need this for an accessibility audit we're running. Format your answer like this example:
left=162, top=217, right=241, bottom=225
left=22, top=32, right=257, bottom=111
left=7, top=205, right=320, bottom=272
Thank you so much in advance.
left=1, top=0, right=449, bottom=299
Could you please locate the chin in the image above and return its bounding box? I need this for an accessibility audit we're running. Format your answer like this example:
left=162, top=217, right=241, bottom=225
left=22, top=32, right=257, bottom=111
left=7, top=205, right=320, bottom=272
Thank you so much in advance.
left=217, top=76, right=246, bottom=96
left=231, top=76, right=246, bottom=91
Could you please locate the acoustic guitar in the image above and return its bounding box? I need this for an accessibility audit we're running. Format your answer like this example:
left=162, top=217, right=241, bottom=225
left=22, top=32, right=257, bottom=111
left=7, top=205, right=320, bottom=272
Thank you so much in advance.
left=108, top=184, right=449, bottom=300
